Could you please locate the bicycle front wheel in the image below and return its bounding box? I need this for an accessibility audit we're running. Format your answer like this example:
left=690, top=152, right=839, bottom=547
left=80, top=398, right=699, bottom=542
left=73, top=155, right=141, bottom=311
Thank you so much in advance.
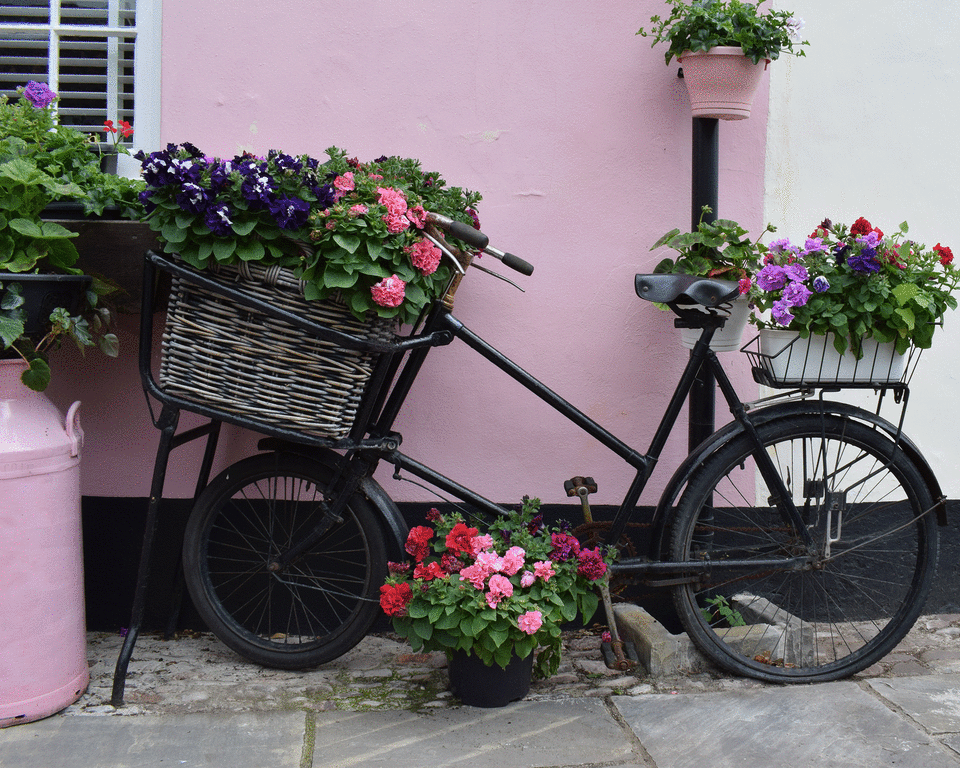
left=670, top=413, right=939, bottom=683
left=182, top=453, right=388, bottom=669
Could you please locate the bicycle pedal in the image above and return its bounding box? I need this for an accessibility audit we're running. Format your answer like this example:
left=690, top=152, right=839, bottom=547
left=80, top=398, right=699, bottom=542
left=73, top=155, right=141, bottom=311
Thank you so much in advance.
left=601, top=640, right=640, bottom=670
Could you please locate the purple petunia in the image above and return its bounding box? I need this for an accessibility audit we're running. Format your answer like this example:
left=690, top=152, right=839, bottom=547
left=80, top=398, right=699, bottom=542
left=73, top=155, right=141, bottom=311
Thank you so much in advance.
left=847, top=251, right=881, bottom=273
left=22, top=80, right=56, bottom=108
left=756, top=264, right=788, bottom=291
left=812, top=275, right=830, bottom=293
left=204, top=202, right=233, bottom=236
left=269, top=195, right=310, bottom=230
left=783, top=280, right=813, bottom=307
left=771, top=299, right=796, bottom=326
left=176, top=182, right=210, bottom=214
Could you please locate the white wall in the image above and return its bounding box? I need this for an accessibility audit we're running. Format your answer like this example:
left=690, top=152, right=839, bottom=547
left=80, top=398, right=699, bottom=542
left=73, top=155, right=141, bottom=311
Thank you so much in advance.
left=765, top=0, right=960, bottom=494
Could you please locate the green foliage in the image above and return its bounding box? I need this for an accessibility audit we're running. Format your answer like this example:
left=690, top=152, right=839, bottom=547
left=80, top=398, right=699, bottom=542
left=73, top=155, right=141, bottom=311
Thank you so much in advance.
left=701, top=595, right=746, bottom=626
left=381, top=498, right=614, bottom=682
left=638, top=0, right=809, bottom=65
left=0, top=85, right=129, bottom=388
left=652, top=205, right=773, bottom=285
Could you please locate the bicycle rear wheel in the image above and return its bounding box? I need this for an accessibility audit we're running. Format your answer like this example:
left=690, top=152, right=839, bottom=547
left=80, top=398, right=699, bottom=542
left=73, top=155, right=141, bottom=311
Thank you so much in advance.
left=670, top=413, right=939, bottom=683
left=182, top=452, right=387, bottom=669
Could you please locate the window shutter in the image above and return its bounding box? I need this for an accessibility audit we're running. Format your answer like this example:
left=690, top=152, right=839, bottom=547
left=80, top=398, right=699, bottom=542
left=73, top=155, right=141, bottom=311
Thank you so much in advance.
left=0, top=1, right=137, bottom=140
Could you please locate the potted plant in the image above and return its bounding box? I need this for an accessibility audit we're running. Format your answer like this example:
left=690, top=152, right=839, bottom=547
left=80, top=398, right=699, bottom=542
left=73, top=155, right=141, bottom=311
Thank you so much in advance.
left=136, top=143, right=483, bottom=438
left=651, top=206, right=773, bottom=351
left=637, top=0, right=808, bottom=120
left=379, top=498, right=613, bottom=707
left=0, top=81, right=143, bottom=390
left=747, top=217, right=960, bottom=383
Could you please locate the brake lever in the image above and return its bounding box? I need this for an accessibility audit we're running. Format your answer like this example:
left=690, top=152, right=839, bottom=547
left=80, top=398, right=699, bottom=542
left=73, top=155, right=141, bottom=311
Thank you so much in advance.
left=470, top=261, right=525, bottom=292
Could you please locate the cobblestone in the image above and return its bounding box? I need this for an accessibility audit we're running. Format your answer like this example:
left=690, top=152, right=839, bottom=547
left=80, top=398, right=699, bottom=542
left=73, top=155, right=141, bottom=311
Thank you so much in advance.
left=66, top=612, right=960, bottom=717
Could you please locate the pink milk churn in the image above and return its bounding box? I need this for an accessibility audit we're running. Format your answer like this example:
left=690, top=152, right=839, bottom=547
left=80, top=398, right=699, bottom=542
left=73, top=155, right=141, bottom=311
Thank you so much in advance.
left=0, top=359, right=89, bottom=726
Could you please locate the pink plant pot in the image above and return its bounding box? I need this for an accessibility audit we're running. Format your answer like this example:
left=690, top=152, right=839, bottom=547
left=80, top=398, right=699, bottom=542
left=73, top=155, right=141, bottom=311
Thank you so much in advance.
left=0, top=360, right=88, bottom=727
left=678, top=46, right=770, bottom=120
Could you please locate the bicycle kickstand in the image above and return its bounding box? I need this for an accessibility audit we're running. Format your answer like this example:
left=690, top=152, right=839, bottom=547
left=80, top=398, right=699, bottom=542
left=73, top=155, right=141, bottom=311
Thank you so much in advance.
left=565, top=476, right=639, bottom=671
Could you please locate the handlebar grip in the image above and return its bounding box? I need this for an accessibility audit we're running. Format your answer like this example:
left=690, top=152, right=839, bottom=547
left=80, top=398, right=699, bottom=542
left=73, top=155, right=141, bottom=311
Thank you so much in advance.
left=501, top=252, right=534, bottom=276
left=445, top=219, right=489, bottom=250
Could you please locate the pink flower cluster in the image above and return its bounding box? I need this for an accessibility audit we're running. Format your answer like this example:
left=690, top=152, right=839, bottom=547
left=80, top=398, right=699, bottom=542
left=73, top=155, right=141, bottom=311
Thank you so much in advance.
left=371, top=274, right=405, bottom=308
left=458, top=537, right=557, bottom=618
left=406, top=239, right=442, bottom=275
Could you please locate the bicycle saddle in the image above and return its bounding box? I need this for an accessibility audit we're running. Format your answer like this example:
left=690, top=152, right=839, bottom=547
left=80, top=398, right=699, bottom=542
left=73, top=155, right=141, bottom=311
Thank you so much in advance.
left=634, top=273, right=739, bottom=307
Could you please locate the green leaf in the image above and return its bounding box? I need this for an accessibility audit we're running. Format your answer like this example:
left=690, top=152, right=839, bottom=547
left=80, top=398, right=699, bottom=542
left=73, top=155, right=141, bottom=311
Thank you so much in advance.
left=332, top=233, right=362, bottom=254
left=20, top=357, right=51, bottom=392
left=235, top=238, right=265, bottom=262
left=212, top=238, right=237, bottom=261
left=323, top=266, right=360, bottom=289
left=0, top=312, right=24, bottom=347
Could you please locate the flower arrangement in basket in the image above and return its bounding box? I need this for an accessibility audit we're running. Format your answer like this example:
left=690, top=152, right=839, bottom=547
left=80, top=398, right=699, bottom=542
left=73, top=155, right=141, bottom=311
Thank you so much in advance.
left=137, top=144, right=482, bottom=326
left=748, top=216, right=960, bottom=357
left=379, top=498, right=614, bottom=678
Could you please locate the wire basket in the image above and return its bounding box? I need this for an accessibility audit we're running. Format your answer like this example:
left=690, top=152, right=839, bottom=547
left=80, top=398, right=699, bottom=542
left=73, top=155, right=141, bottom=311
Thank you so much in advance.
left=743, top=329, right=920, bottom=389
left=158, top=261, right=395, bottom=439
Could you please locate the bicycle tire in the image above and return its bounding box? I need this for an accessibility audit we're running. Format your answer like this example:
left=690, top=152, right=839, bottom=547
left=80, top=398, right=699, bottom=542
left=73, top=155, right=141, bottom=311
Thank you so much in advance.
left=670, top=413, right=939, bottom=683
left=182, top=452, right=388, bottom=669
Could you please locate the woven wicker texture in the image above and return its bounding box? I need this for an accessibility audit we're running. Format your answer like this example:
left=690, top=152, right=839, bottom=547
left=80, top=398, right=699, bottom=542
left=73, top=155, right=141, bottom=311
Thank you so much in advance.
left=159, top=261, right=395, bottom=439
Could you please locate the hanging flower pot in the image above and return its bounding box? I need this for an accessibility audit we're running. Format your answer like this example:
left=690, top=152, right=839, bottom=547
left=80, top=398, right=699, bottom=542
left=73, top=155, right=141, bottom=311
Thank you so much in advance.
left=678, top=47, right=769, bottom=120
left=679, top=293, right=751, bottom=352
left=447, top=650, right=534, bottom=708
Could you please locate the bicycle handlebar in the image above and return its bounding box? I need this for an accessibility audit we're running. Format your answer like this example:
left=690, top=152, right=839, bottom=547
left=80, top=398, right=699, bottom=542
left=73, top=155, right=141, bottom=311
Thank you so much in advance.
left=426, top=211, right=534, bottom=276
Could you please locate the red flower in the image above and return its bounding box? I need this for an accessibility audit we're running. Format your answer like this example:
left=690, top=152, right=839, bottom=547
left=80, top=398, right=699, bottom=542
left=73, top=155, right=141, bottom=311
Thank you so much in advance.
left=103, top=119, right=116, bottom=134
left=935, top=243, right=954, bottom=266
left=118, top=120, right=134, bottom=138
left=413, top=560, right=445, bottom=581
left=850, top=217, right=873, bottom=236
left=425, top=508, right=442, bottom=522
left=441, top=553, right=463, bottom=574
left=550, top=532, right=581, bottom=561
left=405, top=525, right=433, bottom=562
left=379, top=582, right=413, bottom=616
left=445, top=521, right=479, bottom=557
left=576, top=547, right=608, bottom=580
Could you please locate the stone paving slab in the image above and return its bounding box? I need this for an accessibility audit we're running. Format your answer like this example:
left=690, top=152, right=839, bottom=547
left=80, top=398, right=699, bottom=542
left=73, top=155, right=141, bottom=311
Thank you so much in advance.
left=0, top=712, right=306, bottom=768
left=867, top=674, right=960, bottom=735
left=612, top=683, right=960, bottom=768
left=310, top=698, right=637, bottom=768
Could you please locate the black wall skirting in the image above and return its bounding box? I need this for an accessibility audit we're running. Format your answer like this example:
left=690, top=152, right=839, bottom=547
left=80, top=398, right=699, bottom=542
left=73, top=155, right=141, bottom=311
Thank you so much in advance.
left=80, top=497, right=960, bottom=636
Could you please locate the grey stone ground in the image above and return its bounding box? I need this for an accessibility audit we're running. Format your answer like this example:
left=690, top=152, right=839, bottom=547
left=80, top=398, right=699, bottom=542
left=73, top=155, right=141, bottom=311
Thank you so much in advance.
left=3, top=616, right=960, bottom=766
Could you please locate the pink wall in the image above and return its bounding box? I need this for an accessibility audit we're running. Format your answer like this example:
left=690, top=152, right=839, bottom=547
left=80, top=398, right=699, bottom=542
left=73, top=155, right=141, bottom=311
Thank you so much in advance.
left=50, top=1, right=769, bottom=508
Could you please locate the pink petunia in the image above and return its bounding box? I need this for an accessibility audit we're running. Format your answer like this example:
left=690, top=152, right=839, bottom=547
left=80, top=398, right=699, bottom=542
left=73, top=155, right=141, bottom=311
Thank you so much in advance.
left=471, top=533, right=494, bottom=555
left=459, top=562, right=488, bottom=590
left=517, top=610, right=543, bottom=635
left=520, top=570, right=535, bottom=588
left=376, top=186, right=408, bottom=215
left=501, top=546, right=526, bottom=576
left=371, top=274, right=405, bottom=308
left=533, top=560, right=555, bottom=582
left=406, top=239, right=442, bottom=275
left=333, top=171, right=355, bottom=192
left=383, top=211, right=410, bottom=234
left=485, top=574, right=513, bottom=608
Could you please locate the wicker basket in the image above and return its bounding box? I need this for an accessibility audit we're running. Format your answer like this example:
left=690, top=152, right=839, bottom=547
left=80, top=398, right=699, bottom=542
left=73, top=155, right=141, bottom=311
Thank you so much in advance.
left=158, top=261, right=395, bottom=439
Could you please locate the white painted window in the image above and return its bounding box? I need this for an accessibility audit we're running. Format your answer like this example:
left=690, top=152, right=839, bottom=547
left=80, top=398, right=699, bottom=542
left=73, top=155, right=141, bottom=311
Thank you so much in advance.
left=0, top=0, right=160, bottom=160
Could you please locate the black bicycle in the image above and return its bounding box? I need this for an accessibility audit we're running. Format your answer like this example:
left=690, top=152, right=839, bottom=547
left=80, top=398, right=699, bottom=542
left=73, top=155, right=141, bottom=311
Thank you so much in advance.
left=117, top=212, right=944, bottom=700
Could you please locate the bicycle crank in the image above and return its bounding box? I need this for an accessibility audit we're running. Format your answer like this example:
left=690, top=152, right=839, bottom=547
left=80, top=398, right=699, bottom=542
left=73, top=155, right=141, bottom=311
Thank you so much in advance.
left=566, top=476, right=639, bottom=671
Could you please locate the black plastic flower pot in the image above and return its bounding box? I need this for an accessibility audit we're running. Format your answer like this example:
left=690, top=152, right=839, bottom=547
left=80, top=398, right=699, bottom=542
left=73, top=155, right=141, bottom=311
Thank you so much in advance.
left=0, top=273, right=91, bottom=336
left=447, top=650, right=533, bottom=708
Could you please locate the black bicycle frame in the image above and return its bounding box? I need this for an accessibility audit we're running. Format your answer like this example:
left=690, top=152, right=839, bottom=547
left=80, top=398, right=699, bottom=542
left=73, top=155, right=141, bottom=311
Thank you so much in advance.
left=363, top=305, right=813, bottom=574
